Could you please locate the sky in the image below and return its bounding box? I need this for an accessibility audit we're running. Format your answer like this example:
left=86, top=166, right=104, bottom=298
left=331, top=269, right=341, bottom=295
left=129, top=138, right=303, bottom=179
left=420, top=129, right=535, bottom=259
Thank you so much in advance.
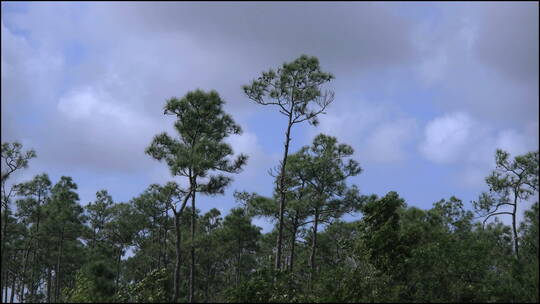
left=1, top=1, right=539, bottom=232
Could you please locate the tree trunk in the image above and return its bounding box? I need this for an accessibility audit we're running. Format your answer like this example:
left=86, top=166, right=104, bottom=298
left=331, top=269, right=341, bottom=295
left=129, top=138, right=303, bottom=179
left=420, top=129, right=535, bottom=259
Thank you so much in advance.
left=157, top=217, right=163, bottom=270
left=289, top=220, right=298, bottom=272
left=30, top=208, right=41, bottom=301
left=47, top=267, right=52, bottom=303
left=236, top=240, right=241, bottom=286
left=91, top=227, right=97, bottom=250
left=2, top=270, right=6, bottom=303
left=115, top=246, right=122, bottom=291
left=512, top=190, right=519, bottom=259
left=163, top=220, right=169, bottom=270
left=276, top=115, right=294, bottom=270
left=9, top=269, right=16, bottom=303
left=173, top=214, right=182, bottom=303
left=3, top=270, right=8, bottom=303
left=1, top=202, right=8, bottom=264
left=55, top=227, right=65, bottom=303
left=20, top=246, right=30, bottom=303
left=189, top=190, right=196, bottom=303
left=29, top=247, right=37, bottom=301
left=205, top=266, right=211, bottom=303
left=1, top=202, right=9, bottom=300
left=310, top=208, right=319, bottom=272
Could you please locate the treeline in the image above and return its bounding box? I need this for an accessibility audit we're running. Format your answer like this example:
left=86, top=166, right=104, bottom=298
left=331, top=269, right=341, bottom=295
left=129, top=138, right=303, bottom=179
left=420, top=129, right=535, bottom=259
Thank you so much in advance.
left=1, top=55, right=538, bottom=303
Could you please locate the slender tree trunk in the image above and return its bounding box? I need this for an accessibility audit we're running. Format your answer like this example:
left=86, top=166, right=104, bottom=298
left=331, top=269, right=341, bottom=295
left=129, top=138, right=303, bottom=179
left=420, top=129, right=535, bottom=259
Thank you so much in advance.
left=512, top=190, right=519, bottom=259
left=205, top=266, right=211, bottom=303
left=276, top=115, right=294, bottom=270
left=310, top=208, right=319, bottom=272
left=115, top=246, right=122, bottom=291
left=236, top=240, right=241, bottom=286
left=29, top=248, right=37, bottom=301
left=20, top=246, right=31, bottom=303
left=157, top=218, right=163, bottom=270
left=309, top=209, right=319, bottom=271
left=1, top=271, right=4, bottom=303
left=163, top=220, right=169, bottom=270
left=10, top=270, right=16, bottom=303
left=2, top=270, right=6, bottom=303
left=0, top=260, right=4, bottom=302
left=1, top=202, right=9, bottom=299
left=18, top=269, right=23, bottom=302
left=1, top=202, right=8, bottom=262
left=173, top=214, right=182, bottom=303
left=55, top=227, right=65, bottom=303
left=189, top=190, right=196, bottom=303
left=30, top=209, right=41, bottom=301
left=91, top=228, right=96, bottom=250
left=0, top=270, right=9, bottom=303
left=289, top=222, right=298, bottom=272
left=151, top=216, right=157, bottom=270
left=47, top=267, right=52, bottom=303
left=18, top=273, right=23, bottom=302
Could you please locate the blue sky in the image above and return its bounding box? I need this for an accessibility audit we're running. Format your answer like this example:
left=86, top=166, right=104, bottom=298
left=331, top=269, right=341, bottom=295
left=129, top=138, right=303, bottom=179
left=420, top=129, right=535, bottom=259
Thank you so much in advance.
left=2, top=2, right=538, bottom=231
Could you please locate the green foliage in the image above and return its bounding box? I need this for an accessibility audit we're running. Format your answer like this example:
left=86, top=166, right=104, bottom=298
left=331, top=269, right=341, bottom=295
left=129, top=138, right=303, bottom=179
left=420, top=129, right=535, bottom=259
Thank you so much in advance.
left=219, top=208, right=261, bottom=283
left=45, top=176, right=85, bottom=234
left=85, top=190, right=114, bottom=252
left=475, top=150, right=539, bottom=216
left=312, top=261, right=397, bottom=303
left=224, top=268, right=310, bottom=303
left=146, top=89, right=247, bottom=185
left=1, top=141, right=38, bottom=299
left=115, top=268, right=170, bottom=303
left=294, top=134, right=360, bottom=193
left=63, top=261, right=116, bottom=303
left=359, top=191, right=406, bottom=272
left=1, top=141, right=37, bottom=183
left=146, top=89, right=248, bottom=302
left=243, top=55, right=335, bottom=270
left=474, top=149, right=539, bottom=259
left=243, top=55, right=334, bottom=126
left=517, top=202, right=539, bottom=302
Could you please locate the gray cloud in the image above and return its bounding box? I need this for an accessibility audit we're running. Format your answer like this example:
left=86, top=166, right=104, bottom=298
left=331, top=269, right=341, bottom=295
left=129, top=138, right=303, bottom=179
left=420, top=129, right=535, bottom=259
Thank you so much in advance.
left=2, top=2, right=420, bottom=174
left=412, top=2, right=538, bottom=127
left=474, top=2, right=539, bottom=84
left=95, top=2, right=417, bottom=71
left=1, top=2, right=538, bottom=216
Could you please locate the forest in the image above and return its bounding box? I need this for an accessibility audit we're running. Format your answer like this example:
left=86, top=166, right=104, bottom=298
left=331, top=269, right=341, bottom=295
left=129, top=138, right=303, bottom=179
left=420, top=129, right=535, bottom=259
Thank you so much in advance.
left=1, top=55, right=538, bottom=303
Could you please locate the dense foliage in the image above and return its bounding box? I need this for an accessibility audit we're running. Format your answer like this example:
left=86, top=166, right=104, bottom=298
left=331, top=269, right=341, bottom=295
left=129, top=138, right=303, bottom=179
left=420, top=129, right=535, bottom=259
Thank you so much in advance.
left=1, top=55, right=538, bottom=303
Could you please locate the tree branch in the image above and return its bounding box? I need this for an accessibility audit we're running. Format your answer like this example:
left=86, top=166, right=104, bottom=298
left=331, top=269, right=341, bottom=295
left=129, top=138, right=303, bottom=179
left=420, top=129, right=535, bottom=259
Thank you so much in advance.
left=482, top=212, right=513, bottom=228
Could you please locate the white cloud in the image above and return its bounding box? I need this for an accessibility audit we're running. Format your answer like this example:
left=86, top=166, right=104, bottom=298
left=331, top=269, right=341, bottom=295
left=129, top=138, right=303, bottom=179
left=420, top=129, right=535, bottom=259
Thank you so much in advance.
left=58, top=88, right=100, bottom=119
left=420, top=111, right=538, bottom=188
left=419, top=112, right=473, bottom=163
left=461, top=127, right=537, bottom=189
left=364, top=118, right=417, bottom=163
left=312, top=98, right=418, bottom=164
left=495, top=130, right=529, bottom=157
left=57, top=86, right=133, bottom=125
left=411, top=3, right=538, bottom=126
left=47, top=84, right=164, bottom=173
left=225, top=130, right=279, bottom=196
left=420, top=112, right=536, bottom=168
left=316, top=105, right=382, bottom=144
